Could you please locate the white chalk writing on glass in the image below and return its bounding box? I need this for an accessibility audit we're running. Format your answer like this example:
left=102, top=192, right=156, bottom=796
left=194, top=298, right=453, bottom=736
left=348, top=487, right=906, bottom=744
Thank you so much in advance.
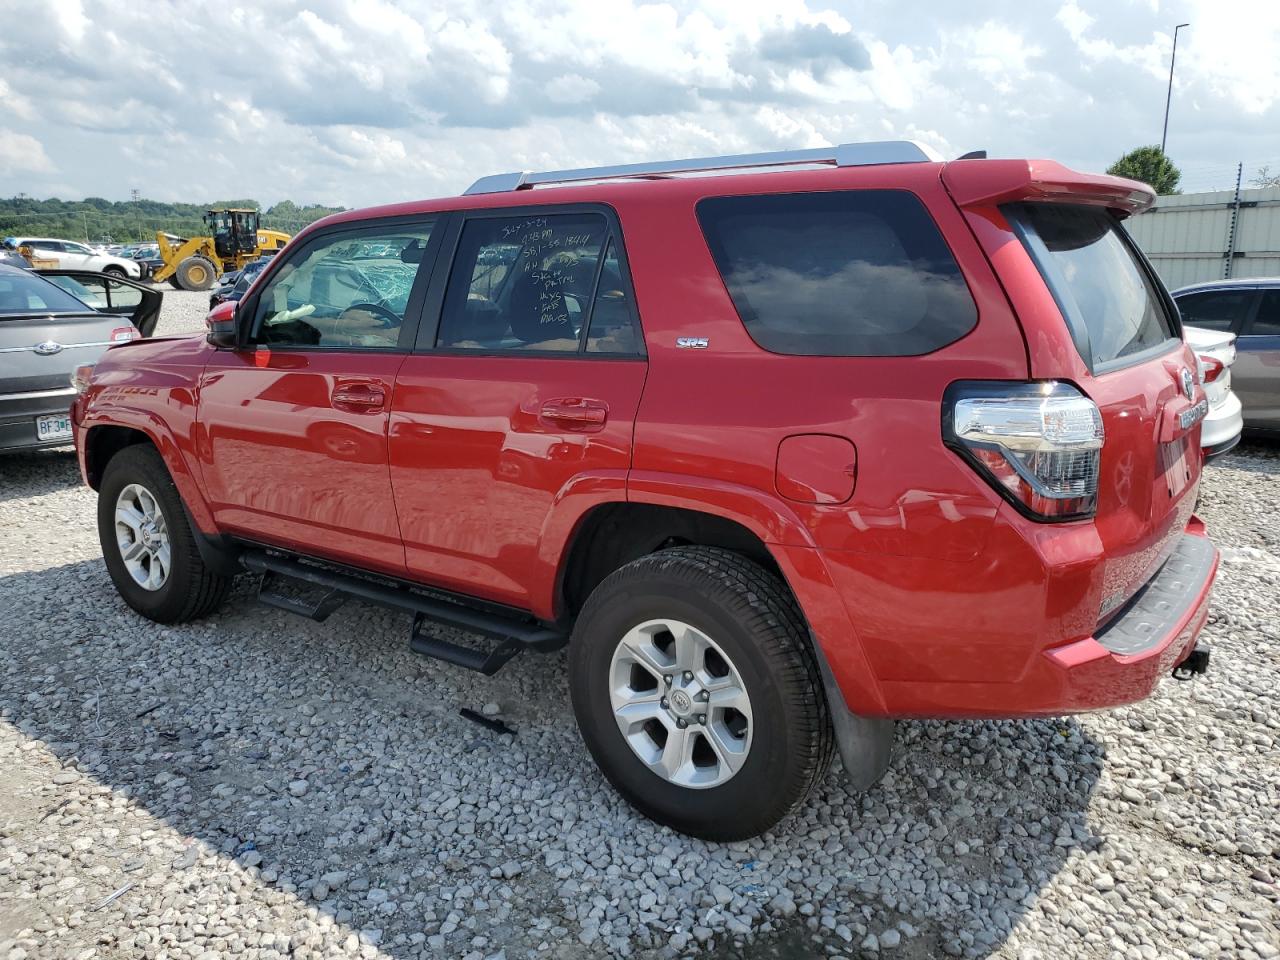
left=484, top=218, right=606, bottom=326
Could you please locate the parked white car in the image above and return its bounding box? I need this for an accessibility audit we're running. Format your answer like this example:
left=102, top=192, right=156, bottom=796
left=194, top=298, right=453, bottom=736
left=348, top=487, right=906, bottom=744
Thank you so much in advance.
left=11, top=237, right=142, bottom=280
left=1185, top=324, right=1243, bottom=461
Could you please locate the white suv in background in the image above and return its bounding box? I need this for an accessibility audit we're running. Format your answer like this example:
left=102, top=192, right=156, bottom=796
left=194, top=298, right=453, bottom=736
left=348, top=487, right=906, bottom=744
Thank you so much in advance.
left=12, top=238, right=143, bottom=280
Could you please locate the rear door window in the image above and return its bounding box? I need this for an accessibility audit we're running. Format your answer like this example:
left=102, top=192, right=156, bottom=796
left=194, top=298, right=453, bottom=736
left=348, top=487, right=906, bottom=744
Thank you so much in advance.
left=696, top=190, right=977, bottom=356
left=436, top=212, right=642, bottom=354
left=1008, top=204, right=1177, bottom=370
left=1175, top=289, right=1255, bottom=333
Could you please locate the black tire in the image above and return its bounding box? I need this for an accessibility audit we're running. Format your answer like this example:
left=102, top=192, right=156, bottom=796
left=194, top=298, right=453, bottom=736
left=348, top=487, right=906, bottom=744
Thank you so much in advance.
left=98, top=444, right=232, bottom=623
left=102, top=265, right=126, bottom=279
left=175, top=256, right=217, bottom=291
left=569, top=546, right=834, bottom=840
left=167, top=276, right=183, bottom=290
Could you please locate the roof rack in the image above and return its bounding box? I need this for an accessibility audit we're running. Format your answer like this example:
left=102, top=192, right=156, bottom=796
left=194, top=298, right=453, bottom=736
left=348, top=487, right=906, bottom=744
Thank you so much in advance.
left=462, top=140, right=943, bottom=196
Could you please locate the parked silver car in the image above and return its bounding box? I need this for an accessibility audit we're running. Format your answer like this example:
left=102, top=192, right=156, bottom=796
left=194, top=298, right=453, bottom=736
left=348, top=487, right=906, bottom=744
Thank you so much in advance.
left=1173, top=279, right=1280, bottom=432
left=0, top=265, right=159, bottom=453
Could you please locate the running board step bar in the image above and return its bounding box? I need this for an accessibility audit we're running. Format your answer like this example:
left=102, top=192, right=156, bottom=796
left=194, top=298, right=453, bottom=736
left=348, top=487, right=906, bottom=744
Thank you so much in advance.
left=257, top=569, right=347, bottom=621
left=242, top=551, right=566, bottom=675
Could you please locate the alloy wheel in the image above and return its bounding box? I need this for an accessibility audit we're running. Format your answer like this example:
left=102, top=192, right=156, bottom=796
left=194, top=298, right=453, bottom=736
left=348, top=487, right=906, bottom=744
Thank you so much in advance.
left=608, top=618, right=753, bottom=789
left=114, top=482, right=171, bottom=591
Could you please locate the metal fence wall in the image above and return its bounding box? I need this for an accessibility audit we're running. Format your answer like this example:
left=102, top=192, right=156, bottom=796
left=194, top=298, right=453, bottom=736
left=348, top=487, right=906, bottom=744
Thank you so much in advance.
left=1126, top=186, right=1280, bottom=290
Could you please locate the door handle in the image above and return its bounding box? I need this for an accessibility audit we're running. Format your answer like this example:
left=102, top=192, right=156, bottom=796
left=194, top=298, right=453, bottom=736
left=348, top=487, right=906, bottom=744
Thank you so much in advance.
left=332, top=381, right=387, bottom=413
left=539, top=398, right=608, bottom=431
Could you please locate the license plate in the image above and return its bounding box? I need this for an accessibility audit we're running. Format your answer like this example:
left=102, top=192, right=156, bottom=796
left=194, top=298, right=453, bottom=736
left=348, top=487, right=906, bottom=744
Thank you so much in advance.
left=1160, top=435, right=1192, bottom=498
left=36, top=413, right=73, bottom=441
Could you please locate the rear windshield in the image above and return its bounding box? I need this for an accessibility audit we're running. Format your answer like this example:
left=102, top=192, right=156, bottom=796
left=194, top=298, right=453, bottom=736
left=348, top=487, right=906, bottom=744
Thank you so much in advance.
left=0, top=271, right=93, bottom=316
left=1008, top=203, right=1176, bottom=370
left=697, top=190, right=977, bottom=356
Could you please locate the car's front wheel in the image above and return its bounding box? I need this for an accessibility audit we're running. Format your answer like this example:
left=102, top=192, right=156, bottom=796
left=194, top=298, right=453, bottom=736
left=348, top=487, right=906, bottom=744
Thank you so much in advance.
left=569, top=546, right=834, bottom=840
left=98, top=444, right=232, bottom=623
left=103, top=265, right=126, bottom=279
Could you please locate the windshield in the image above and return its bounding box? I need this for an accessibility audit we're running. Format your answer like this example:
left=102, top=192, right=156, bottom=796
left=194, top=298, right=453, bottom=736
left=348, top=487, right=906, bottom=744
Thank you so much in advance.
left=0, top=271, right=95, bottom=316
left=1008, top=203, right=1176, bottom=370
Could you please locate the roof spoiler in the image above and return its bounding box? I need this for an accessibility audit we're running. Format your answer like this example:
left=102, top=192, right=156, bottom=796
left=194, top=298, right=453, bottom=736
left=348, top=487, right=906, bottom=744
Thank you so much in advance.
left=941, top=159, right=1155, bottom=218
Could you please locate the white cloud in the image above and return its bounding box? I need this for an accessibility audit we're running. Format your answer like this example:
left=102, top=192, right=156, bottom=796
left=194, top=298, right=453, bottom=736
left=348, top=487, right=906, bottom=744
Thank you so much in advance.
left=1055, top=1, right=1096, bottom=41
left=545, top=74, right=603, bottom=106
left=0, top=80, right=35, bottom=121
left=0, top=130, right=53, bottom=176
left=0, top=0, right=1274, bottom=205
left=50, top=0, right=89, bottom=43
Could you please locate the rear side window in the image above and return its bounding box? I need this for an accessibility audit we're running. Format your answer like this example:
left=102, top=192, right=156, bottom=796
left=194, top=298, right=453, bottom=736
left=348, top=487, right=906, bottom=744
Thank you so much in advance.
left=0, top=273, right=92, bottom=315
left=1008, top=204, right=1176, bottom=370
left=696, top=190, right=977, bottom=356
left=1175, top=289, right=1253, bottom=332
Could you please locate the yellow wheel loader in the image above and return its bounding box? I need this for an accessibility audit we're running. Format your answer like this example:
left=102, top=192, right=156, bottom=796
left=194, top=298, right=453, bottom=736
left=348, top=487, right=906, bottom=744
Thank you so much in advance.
left=152, top=209, right=290, bottom=291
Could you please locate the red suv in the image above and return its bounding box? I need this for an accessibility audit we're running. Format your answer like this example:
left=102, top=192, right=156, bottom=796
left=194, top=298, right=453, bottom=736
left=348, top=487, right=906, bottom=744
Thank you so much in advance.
left=72, top=142, right=1216, bottom=840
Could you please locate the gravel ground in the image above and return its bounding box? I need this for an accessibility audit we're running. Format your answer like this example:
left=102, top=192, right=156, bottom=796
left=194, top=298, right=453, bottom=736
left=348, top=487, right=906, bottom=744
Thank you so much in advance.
left=147, top=287, right=212, bottom=337
left=1, top=291, right=1278, bottom=960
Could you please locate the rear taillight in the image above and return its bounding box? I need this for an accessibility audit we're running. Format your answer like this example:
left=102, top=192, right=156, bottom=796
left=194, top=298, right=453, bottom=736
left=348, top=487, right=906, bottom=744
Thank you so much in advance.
left=110, top=326, right=139, bottom=343
left=943, top=381, right=1104, bottom=522
left=1198, top=355, right=1224, bottom=383
left=71, top=364, right=95, bottom=394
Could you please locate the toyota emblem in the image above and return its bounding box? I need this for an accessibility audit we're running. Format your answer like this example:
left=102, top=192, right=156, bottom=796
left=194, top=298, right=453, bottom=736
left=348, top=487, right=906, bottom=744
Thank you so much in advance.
left=33, top=341, right=63, bottom=356
left=1179, top=367, right=1195, bottom=401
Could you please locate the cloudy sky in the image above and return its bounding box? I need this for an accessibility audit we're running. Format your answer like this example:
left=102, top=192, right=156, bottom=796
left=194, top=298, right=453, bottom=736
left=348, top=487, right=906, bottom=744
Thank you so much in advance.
left=1, top=0, right=1277, bottom=208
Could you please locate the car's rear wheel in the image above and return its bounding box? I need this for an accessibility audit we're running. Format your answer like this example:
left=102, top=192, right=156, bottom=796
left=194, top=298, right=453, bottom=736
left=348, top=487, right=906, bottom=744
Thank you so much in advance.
left=569, top=546, right=834, bottom=840
left=98, top=444, right=232, bottom=623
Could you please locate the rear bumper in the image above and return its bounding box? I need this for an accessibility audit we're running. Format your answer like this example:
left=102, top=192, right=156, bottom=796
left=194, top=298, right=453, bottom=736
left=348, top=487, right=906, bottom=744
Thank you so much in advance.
left=872, top=522, right=1217, bottom=717
left=1200, top=391, right=1242, bottom=459
left=0, top=389, right=77, bottom=453
left=1203, top=433, right=1241, bottom=462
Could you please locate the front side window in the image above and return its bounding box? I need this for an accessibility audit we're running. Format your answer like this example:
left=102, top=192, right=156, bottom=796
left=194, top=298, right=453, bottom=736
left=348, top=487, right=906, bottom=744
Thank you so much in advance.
left=437, top=213, right=613, bottom=353
left=250, top=223, right=434, bottom=348
left=697, top=190, right=977, bottom=356
left=1175, top=289, right=1253, bottom=332
left=1009, top=203, right=1176, bottom=369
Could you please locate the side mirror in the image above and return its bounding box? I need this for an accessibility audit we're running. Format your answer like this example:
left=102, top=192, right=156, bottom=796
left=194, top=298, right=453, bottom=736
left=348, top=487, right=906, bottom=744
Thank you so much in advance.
left=205, top=300, right=239, bottom=348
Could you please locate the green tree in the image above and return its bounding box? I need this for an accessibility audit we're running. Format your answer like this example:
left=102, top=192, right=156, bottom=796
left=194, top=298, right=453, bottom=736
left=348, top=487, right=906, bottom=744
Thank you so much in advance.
left=1106, top=146, right=1182, bottom=195
left=0, top=196, right=344, bottom=243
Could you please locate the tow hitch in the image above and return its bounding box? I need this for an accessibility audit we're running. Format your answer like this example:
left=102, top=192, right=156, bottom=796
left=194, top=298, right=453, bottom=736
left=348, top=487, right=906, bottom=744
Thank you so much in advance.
left=1173, top=645, right=1210, bottom=680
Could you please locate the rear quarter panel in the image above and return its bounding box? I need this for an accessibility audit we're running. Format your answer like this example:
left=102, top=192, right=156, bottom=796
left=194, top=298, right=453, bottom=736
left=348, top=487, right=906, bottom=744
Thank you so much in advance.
left=613, top=165, right=1032, bottom=712
left=1235, top=333, right=1280, bottom=428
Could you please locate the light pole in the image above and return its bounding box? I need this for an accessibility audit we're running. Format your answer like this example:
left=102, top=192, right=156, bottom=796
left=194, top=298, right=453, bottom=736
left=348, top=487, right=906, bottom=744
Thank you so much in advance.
left=1161, top=22, right=1190, bottom=154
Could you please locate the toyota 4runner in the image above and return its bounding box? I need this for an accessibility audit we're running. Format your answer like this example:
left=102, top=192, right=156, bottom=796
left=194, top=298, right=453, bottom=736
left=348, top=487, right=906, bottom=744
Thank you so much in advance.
left=72, top=141, right=1217, bottom=840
